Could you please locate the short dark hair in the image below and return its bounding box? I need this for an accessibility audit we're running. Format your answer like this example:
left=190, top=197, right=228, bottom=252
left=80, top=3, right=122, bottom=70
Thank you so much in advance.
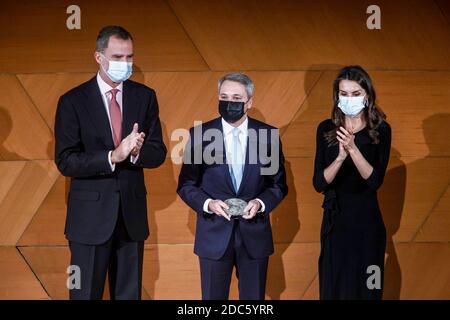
left=96, top=25, right=133, bottom=52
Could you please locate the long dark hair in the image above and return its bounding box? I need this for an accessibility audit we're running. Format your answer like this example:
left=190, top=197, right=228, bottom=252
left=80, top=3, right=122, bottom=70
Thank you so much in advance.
left=325, top=65, right=386, bottom=146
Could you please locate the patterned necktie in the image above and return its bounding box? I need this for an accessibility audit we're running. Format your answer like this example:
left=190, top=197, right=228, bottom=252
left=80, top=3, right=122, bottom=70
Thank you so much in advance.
left=230, top=128, right=244, bottom=193
left=108, top=88, right=122, bottom=147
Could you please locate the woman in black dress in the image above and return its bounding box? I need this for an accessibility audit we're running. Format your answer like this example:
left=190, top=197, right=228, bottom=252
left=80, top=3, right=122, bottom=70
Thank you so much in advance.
left=313, top=65, right=391, bottom=300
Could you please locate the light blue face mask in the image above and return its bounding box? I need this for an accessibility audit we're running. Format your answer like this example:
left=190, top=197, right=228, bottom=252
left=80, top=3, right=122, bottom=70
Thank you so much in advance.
left=101, top=54, right=133, bottom=83
left=337, top=95, right=366, bottom=117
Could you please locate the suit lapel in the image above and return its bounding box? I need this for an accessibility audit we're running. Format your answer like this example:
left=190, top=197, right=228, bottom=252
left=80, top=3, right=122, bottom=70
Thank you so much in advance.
left=121, top=80, right=137, bottom=141
left=85, top=77, right=115, bottom=149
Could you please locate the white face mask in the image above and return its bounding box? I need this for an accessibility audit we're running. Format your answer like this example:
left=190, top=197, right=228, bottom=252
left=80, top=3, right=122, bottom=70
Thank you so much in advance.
left=337, top=95, right=366, bottom=117
left=100, top=53, right=133, bottom=83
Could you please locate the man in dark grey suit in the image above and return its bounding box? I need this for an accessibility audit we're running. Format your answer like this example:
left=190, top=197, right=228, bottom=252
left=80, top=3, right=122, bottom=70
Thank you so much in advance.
left=55, top=26, right=166, bottom=299
left=177, top=73, right=288, bottom=299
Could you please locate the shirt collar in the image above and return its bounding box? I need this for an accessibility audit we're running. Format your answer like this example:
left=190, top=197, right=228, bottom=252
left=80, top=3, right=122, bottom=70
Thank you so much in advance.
left=96, top=72, right=123, bottom=96
left=221, top=116, right=248, bottom=137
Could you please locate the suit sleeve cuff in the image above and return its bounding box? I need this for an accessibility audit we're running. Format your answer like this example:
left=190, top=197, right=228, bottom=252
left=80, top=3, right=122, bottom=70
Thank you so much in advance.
left=108, top=151, right=116, bottom=172
left=130, top=153, right=140, bottom=164
left=255, top=198, right=265, bottom=212
left=203, top=198, right=213, bottom=214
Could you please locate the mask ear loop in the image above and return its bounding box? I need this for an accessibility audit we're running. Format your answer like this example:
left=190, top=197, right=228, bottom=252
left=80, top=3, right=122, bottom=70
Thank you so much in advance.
left=99, top=53, right=109, bottom=74
left=243, top=96, right=252, bottom=110
left=243, top=97, right=251, bottom=116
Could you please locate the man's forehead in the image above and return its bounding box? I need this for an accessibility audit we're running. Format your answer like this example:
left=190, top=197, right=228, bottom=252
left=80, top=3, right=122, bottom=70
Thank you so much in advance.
left=219, top=80, right=246, bottom=95
left=105, top=37, right=133, bottom=52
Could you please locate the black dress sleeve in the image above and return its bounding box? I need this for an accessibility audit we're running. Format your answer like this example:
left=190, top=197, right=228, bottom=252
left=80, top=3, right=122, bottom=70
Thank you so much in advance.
left=365, top=121, right=392, bottom=191
left=313, top=120, right=331, bottom=193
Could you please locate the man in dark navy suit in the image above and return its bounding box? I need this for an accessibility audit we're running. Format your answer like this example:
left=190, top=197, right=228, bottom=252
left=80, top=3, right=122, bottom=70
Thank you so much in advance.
left=54, top=26, right=166, bottom=299
left=177, top=73, right=288, bottom=300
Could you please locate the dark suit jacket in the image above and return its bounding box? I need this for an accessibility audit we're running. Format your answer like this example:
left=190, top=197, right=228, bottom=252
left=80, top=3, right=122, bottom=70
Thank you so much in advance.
left=177, top=117, right=288, bottom=260
left=54, top=76, right=167, bottom=245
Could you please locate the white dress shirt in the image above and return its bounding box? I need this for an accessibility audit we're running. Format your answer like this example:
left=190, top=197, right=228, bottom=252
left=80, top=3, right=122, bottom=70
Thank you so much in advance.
left=96, top=73, right=139, bottom=171
left=222, top=116, right=248, bottom=166
left=203, top=117, right=265, bottom=214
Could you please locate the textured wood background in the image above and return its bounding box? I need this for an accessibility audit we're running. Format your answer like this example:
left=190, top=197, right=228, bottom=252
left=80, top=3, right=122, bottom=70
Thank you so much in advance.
left=0, top=0, right=449, bottom=299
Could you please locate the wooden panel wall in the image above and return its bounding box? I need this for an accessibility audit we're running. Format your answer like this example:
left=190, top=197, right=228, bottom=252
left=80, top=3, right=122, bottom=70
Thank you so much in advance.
left=0, top=0, right=449, bottom=299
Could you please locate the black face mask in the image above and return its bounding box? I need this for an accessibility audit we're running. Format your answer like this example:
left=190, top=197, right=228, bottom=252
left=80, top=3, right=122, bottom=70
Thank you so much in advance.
left=218, top=100, right=246, bottom=123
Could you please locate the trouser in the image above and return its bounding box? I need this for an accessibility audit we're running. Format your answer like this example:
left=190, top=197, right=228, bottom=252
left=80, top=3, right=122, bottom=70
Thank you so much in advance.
left=199, top=219, right=269, bottom=300
left=68, top=203, right=144, bottom=300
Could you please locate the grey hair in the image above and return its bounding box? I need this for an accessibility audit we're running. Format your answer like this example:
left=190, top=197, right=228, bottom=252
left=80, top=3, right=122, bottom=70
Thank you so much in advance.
left=96, top=25, right=133, bottom=53
left=218, top=73, right=254, bottom=98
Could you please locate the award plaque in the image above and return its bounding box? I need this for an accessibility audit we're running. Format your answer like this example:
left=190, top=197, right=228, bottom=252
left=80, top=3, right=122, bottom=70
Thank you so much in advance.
left=224, top=198, right=248, bottom=219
